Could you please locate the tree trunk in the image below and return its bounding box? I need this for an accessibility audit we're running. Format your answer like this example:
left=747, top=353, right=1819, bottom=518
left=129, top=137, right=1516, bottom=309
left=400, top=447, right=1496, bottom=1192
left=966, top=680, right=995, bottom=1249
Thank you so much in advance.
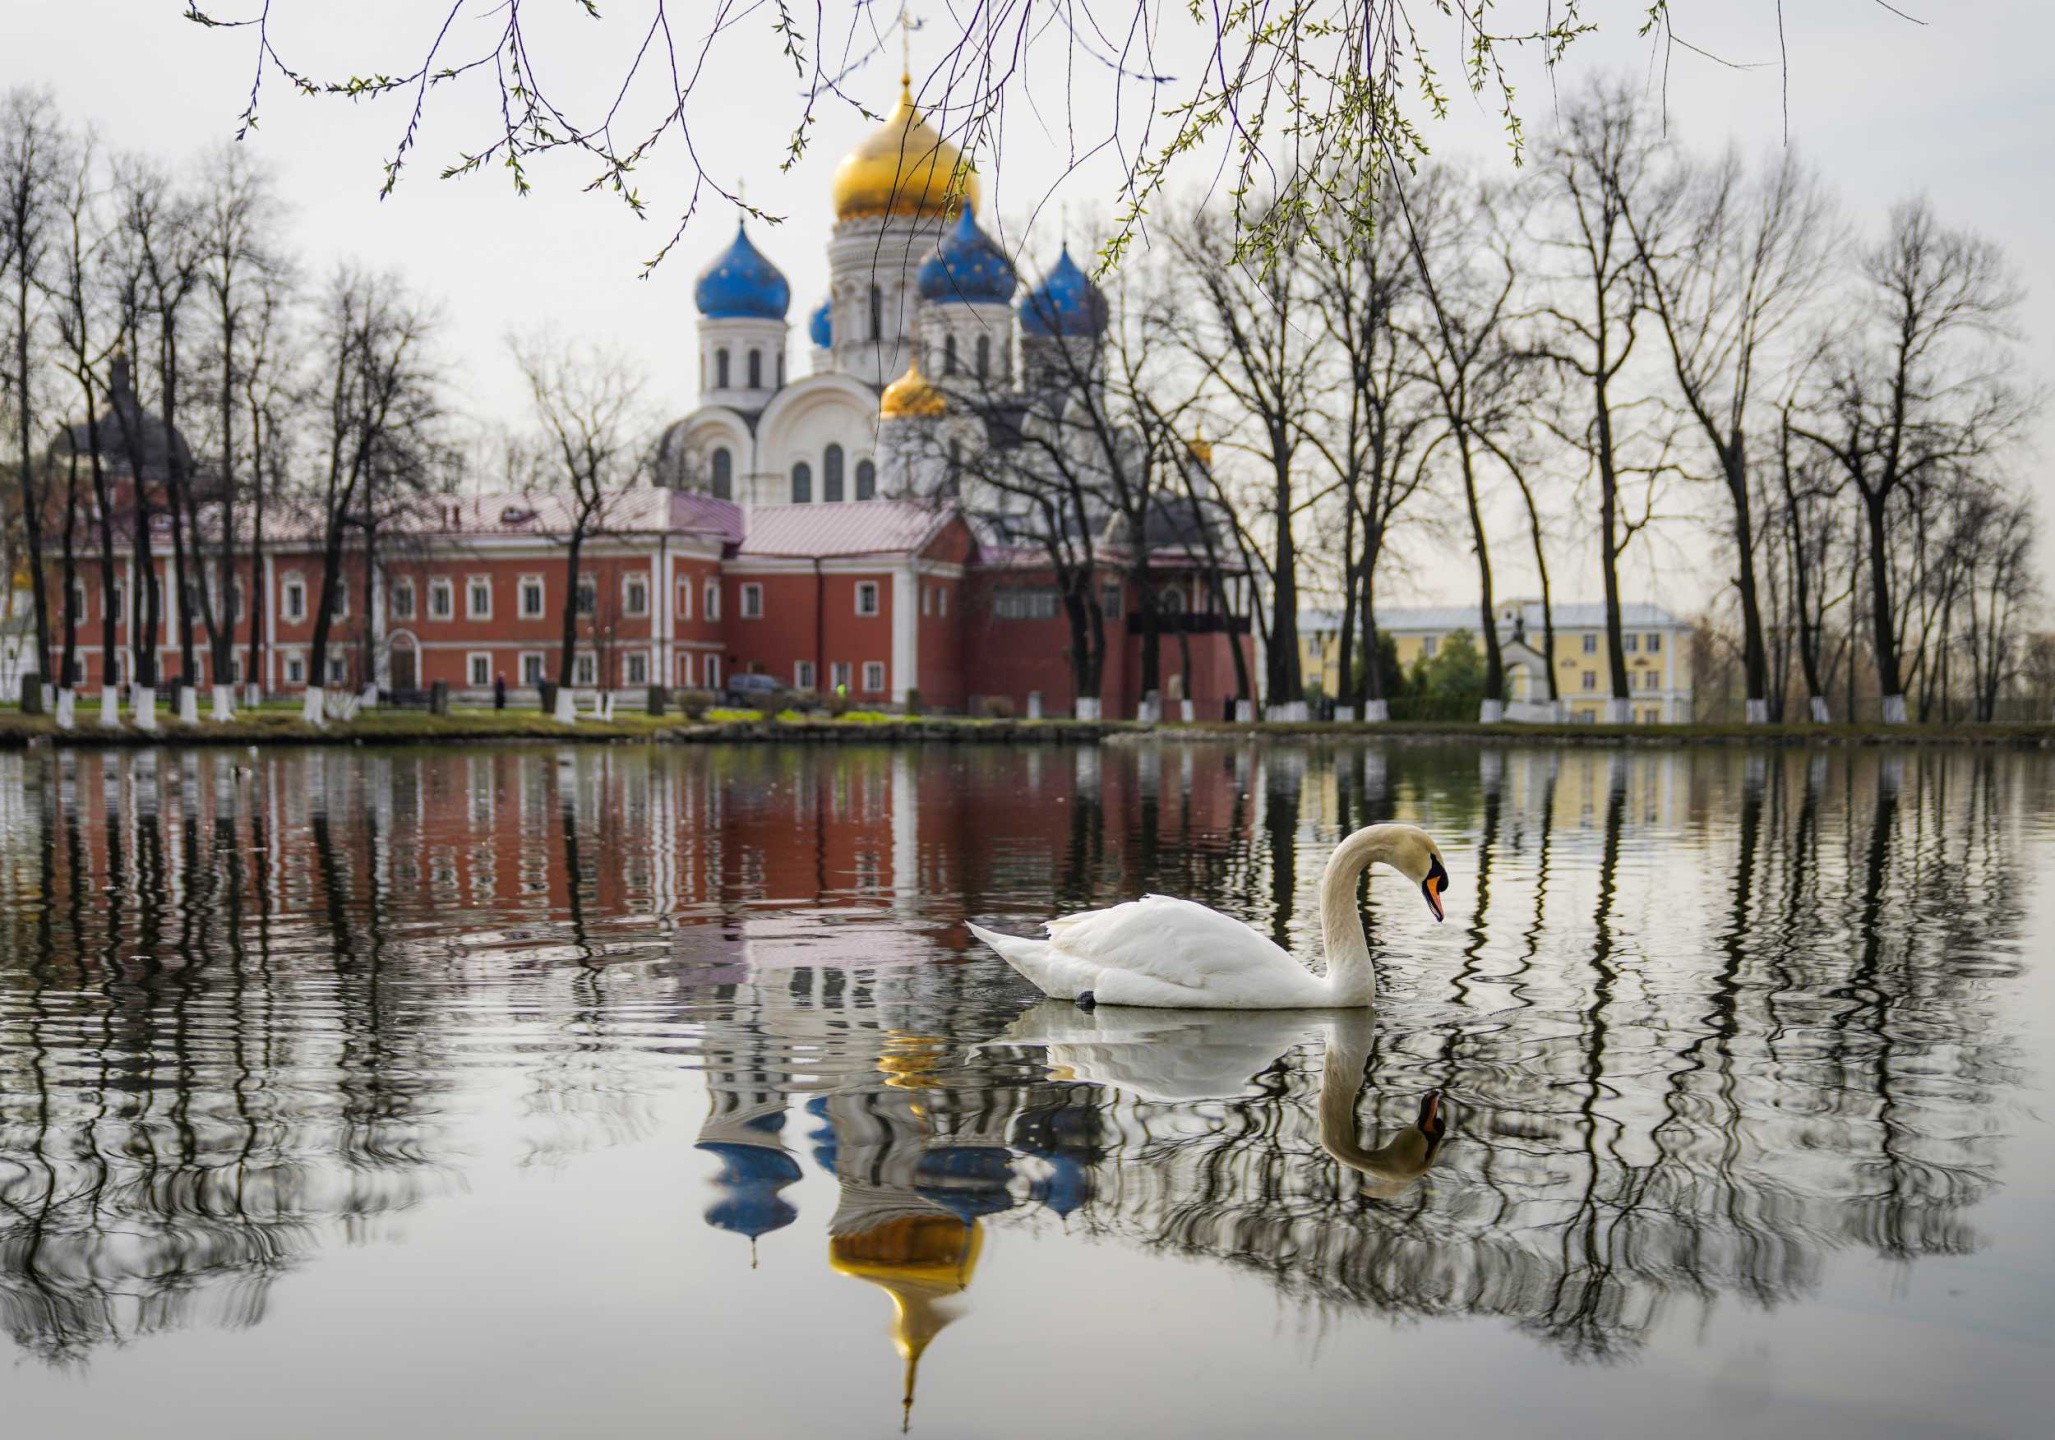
left=1726, top=447, right=1771, bottom=723
left=244, top=396, right=266, bottom=703
left=12, top=284, right=50, bottom=690
left=1265, top=442, right=1303, bottom=709
left=1860, top=486, right=1905, bottom=721
left=556, top=524, right=586, bottom=723
left=1455, top=434, right=1504, bottom=720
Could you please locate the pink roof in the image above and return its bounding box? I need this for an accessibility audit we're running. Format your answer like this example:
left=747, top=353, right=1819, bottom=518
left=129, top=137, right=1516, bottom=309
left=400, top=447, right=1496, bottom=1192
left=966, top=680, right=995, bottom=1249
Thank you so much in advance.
left=735, top=500, right=953, bottom=558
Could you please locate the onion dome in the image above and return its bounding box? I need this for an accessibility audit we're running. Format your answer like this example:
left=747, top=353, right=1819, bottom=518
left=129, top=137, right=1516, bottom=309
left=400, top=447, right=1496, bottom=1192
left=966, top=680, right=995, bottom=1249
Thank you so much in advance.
left=832, top=76, right=980, bottom=222
left=697, top=1141, right=804, bottom=1240
left=52, top=351, right=194, bottom=479
left=879, top=354, right=948, bottom=419
left=1019, top=245, right=1109, bottom=338
left=916, top=205, right=1016, bottom=305
left=694, top=222, right=791, bottom=319
left=809, top=298, right=834, bottom=348
left=1186, top=429, right=1214, bottom=467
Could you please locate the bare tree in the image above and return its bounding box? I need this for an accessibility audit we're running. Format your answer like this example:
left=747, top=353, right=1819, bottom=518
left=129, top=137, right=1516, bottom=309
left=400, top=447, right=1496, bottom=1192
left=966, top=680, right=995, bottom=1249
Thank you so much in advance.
left=1163, top=204, right=1321, bottom=716
left=195, top=145, right=282, bottom=720
left=238, top=262, right=295, bottom=704
left=0, top=89, right=67, bottom=702
left=1628, top=139, right=1837, bottom=722
left=512, top=335, right=648, bottom=724
left=1393, top=166, right=1526, bottom=721
left=1300, top=183, right=1434, bottom=721
left=1793, top=199, right=2029, bottom=724
left=303, top=267, right=438, bottom=725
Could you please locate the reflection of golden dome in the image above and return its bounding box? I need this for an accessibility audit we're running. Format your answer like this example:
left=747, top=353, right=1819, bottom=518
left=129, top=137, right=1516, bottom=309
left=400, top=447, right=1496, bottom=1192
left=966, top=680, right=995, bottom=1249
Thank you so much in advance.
left=880, top=355, right=948, bottom=419
left=832, top=77, right=980, bottom=222
left=1187, top=429, right=1214, bottom=467
left=832, top=1214, right=984, bottom=1428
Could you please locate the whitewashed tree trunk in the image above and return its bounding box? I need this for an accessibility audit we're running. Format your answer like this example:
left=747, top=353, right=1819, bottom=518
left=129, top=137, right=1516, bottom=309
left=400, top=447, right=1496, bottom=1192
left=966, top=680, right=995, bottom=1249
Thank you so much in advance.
left=1880, top=694, right=1908, bottom=725
left=1026, top=691, right=1043, bottom=720
left=1363, top=699, right=1389, bottom=723
left=1234, top=700, right=1254, bottom=723
left=55, top=688, right=75, bottom=730
left=1808, top=696, right=1830, bottom=723
left=1179, top=700, right=1194, bottom=723
left=1605, top=698, right=1631, bottom=725
left=131, top=686, right=158, bottom=731
left=1074, top=697, right=1101, bottom=721
left=1745, top=698, right=1770, bottom=724
left=245, top=682, right=263, bottom=707
left=554, top=687, right=579, bottom=724
left=359, top=683, right=380, bottom=713
left=177, top=686, right=200, bottom=724
left=1478, top=699, right=1505, bottom=724
left=211, top=684, right=235, bottom=722
left=301, top=686, right=327, bottom=726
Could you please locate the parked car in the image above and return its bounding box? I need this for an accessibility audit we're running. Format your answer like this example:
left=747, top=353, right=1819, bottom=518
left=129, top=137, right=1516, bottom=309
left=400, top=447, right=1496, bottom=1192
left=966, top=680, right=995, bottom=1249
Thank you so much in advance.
left=723, top=673, right=788, bottom=709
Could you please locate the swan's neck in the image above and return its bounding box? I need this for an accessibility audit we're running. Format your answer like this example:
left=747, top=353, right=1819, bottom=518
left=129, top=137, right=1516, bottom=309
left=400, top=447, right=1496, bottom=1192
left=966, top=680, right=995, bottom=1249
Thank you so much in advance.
left=1317, top=826, right=1402, bottom=1005
left=1317, top=1015, right=1433, bottom=1188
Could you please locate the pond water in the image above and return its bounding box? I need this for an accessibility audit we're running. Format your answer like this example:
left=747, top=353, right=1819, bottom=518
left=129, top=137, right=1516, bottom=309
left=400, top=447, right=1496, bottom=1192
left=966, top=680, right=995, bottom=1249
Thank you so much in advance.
left=0, top=741, right=2050, bottom=1439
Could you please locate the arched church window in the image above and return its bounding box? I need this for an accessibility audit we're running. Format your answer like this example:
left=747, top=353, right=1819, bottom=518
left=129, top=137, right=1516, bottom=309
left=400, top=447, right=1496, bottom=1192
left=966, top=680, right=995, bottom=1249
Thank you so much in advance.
left=710, top=447, right=733, bottom=500
left=943, top=335, right=958, bottom=375
left=855, top=459, right=876, bottom=501
left=716, top=348, right=730, bottom=389
left=776, top=352, right=785, bottom=387
left=791, top=461, right=812, bottom=503
left=748, top=349, right=762, bottom=389
left=868, top=285, right=882, bottom=340
left=976, top=335, right=990, bottom=378
left=1159, top=586, right=1186, bottom=613
left=824, top=445, right=845, bottom=502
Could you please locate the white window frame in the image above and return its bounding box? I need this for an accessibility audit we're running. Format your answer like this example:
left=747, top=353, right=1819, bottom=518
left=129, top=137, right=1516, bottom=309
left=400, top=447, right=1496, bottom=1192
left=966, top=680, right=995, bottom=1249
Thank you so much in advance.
left=466, top=574, right=492, bottom=621
left=327, top=653, right=349, bottom=685
left=703, top=654, right=721, bottom=687
left=623, top=573, right=649, bottom=618
left=519, top=651, right=546, bottom=686
left=830, top=661, right=852, bottom=691
left=284, top=650, right=306, bottom=685
left=1647, top=632, right=1663, bottom=653
left=1420, top=635, right=1437, bottom=659
left=390, top=577, right=415, bottom=620
left=861, top=661, right=886, bottom=694
left=573, top=652, right=597, bottom=688
left=921, top=586, right=932, bottom=617
left=705, top=580, right=721, bottom=621
left=625, top=651, right=649, bottom=686
left=1581, top=632, right=1598, bottom=655
left=675, top=650, right=694, bottom=686
left=1623, top=632, right=1639, bottom=653
left=741, top=583, right=763, bottom=620
left=467, top=652, right=493, bottom=688
left=794, top=659, right=815, bottom=690
left=518, top=575, right=545, bottom=619
left=675, top=578, right=692, bottom=620
left=429, top=578, right=454, bottom=620
left=1582, top=671, right=1598, bottom=691
left=329, top=578, right=348, bottom=619
left=937, top=586, right=948, bottom=617
left=282, top=575, right=305, bottom=624
left=855, top=581, right=879, bottom=617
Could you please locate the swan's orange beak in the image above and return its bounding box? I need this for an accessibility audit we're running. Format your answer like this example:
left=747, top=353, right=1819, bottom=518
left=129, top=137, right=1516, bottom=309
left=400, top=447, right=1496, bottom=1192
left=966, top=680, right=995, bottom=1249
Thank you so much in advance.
left=1422, top=874, right=1445, bottom=922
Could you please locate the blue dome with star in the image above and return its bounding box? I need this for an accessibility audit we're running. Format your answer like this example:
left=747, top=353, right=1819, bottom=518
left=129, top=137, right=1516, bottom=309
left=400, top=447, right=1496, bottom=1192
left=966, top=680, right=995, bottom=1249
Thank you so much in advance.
left=808, top=298, right=833, bottom=348
left=917, top=205, right=1017, bottom=305
left=1020, top=245, right=1109, bottom=338
left=694, top=223, right=791, bottom=320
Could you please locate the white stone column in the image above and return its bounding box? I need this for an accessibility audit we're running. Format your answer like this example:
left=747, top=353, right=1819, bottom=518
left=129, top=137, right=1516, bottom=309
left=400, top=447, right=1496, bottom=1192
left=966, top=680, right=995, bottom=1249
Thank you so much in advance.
left=891, top=564, right=919, bottom=707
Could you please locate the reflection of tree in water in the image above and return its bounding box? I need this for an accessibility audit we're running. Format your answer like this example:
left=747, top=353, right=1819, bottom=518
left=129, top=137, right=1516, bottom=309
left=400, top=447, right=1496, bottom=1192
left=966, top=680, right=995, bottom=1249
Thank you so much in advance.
left=0, top=752, right=460, bottom=1362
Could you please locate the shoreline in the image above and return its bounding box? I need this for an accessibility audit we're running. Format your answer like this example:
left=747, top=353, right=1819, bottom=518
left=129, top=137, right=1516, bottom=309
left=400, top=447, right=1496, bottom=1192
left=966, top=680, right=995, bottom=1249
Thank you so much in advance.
left=3, top=710, right=2052, bottom=750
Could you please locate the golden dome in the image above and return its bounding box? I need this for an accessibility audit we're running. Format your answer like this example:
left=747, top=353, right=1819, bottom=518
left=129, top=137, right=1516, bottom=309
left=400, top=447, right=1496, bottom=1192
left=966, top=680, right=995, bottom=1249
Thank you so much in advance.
left=880, top=354, right=948, bottom=419
left=832, top=77, right=980, bottom=222
left=831, top=1213, right=984, bottom=1427
left=1187, top=429, right=1214, bottom=467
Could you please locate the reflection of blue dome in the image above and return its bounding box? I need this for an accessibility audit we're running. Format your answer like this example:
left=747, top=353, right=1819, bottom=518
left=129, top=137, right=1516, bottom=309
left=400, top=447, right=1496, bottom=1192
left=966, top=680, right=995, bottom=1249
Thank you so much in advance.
left=698, top=1142, right=804, bottom=1239
left=917, top=205, right=1017, bottom=305
left=916, top=1146, right=1019, bottom=1222
left=1028, top=1154, right=1090, bottom=1217
left=695, top=223, right=791, bottom=319
left=1020, top=245, right=1108, bottom=338
left=809, top=298, right=833, bottom=348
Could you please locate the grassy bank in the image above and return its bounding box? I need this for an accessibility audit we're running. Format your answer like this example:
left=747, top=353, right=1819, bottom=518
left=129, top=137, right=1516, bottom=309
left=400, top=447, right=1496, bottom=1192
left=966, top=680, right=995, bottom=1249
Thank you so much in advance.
left=2, top=705, right=2052, bottom=749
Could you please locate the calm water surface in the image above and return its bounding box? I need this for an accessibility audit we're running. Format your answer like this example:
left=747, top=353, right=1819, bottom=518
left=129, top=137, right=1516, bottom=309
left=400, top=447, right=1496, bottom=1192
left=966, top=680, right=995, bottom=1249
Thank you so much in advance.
left=0, top=741, right=2050, bottom=1438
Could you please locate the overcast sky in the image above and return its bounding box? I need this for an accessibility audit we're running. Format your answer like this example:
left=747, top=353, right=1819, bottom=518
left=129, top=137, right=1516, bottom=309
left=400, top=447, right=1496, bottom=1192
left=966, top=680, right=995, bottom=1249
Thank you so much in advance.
left=5, top=1, right=2050, bottom=610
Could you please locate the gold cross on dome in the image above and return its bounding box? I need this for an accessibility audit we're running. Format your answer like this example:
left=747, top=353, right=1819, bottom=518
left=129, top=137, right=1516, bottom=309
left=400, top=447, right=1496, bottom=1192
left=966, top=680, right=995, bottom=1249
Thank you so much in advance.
left=899, top=3, right=913, bottom=85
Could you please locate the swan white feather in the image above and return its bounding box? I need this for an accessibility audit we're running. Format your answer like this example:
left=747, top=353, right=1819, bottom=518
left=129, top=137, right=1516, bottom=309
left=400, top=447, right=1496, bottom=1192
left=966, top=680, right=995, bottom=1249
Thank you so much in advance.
left=969, top=823, right=1449, bottom=1009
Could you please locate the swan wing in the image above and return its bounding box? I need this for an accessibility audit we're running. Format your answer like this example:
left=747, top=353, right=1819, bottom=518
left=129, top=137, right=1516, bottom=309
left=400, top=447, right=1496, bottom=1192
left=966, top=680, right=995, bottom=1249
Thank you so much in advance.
left=1043, top=895, right=1321, bottom=1003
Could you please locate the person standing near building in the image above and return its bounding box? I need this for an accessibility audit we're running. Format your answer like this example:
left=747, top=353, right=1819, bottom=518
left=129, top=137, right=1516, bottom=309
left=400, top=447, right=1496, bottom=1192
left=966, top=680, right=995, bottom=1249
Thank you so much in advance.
left=494, top=672, right=507, bottom=711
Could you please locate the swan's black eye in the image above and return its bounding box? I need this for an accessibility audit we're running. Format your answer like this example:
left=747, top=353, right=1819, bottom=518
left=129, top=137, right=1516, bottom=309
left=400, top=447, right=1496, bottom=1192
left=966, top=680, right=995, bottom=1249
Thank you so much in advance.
left=1427, top=857, right=1451, bottom=894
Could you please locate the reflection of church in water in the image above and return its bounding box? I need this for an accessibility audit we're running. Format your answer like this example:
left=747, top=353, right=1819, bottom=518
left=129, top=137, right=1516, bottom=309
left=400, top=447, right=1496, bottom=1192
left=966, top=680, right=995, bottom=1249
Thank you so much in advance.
left=691, top=969, right=1095, bottom=1427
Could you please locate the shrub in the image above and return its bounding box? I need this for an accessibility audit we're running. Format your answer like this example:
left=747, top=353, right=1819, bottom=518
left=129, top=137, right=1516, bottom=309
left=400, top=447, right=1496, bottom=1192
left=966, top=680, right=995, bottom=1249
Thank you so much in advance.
left=678, top=688, right=716, bottom=720
left=979, top=695, right=1016, bottom=720
left=904, top=687, right=923, bottom=717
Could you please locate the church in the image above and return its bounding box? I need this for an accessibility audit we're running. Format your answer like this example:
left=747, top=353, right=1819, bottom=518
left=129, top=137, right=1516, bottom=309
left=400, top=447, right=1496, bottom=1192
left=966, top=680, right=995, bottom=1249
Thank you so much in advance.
left=41, top=75, right=1255, bottom=723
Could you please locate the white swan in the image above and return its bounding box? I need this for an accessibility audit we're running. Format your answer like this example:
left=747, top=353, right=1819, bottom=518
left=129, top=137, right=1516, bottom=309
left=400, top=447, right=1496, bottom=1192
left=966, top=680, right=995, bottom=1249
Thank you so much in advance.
left=968, top=823, right=1450, bottom=1009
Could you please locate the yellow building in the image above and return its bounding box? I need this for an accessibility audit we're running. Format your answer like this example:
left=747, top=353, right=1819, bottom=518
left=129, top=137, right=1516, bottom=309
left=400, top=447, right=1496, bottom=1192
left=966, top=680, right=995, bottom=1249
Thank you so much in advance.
left=1300, top=599, right=1693, bottom=723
